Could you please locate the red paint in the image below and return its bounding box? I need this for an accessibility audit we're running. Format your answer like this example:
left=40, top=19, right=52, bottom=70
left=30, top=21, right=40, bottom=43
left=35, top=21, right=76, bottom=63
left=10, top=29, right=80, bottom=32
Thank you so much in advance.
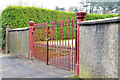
left=59, top=21, right=61, bottom=47
left=57, top=21, right=58, bottom=46
left=75, top=19, right=77, bottom=69
left=62, top=20, right=64, bottom=47
left=62, top=20, right=64, bottom=68
left=75, top=11, right=87, bottom=22
left=28, top=21, right=35, bottom=59
left=56, top=21, right=59, bottom=66
left=50, top=27, right=51, bottom=47
left=68, top=19, right=70, bottom=46
left=68, top=19, right=70, bottom=69
left=47, top=19, right=77, bottom=71
left=46, top=25, right=49, bottom=65
left=71, top=19, right=74, bottom=70
left=52, top=21, right=54, bottom=47
left=75, top=11, right=87, bottom=76
left=31, top=15, right=87, bottom=74
left=65, top=20, right=67, bottom=47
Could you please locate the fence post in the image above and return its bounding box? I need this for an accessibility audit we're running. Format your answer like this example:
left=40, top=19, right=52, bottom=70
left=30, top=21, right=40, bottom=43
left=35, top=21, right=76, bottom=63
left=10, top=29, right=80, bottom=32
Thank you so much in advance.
left=28, top=21, right=35, bottom=59
left=75, top=11, right=87, bottom=76
left=5, top=25, right=11, bottom=53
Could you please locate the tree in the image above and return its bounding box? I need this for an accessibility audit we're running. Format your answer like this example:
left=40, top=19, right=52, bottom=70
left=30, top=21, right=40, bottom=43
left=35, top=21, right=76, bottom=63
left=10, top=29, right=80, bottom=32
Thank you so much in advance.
left=55, top=6, right=59, bottom=10
left=94, top=2, right=118, bottom=14
left=89, top=2, right=98, bottom=13
left=116, top=1, right=120, bottom=12
left=79, top=2, right=89, bottom=12
left=86, top=2, right=119, bottom=14
left=59, top=8, right=65, bottom=11
left=73, top=8, right=78, bottom=12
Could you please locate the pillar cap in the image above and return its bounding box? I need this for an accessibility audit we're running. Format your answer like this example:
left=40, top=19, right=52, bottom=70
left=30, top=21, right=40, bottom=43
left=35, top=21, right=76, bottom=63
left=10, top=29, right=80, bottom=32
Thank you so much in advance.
left=75, top=10, right=87, bottom=19
left=28, top=21, right=35, bottom=26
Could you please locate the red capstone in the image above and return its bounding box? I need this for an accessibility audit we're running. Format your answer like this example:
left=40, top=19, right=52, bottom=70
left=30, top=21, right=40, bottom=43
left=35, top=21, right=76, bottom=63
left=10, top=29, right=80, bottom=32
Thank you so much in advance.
left=28, top=21, right=35, bottom=26
left=75, top=11, right=87, bottom=22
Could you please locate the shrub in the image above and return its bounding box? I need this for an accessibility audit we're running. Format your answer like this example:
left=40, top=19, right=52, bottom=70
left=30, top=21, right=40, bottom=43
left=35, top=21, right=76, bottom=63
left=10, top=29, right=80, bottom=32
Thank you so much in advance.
left=2, top=6, right=119, bottom=28
left=1, top=6, right=120, bottom=48
left=0, top=15, right=3, bottom=49
left=2, top=6, right=76, bottom=28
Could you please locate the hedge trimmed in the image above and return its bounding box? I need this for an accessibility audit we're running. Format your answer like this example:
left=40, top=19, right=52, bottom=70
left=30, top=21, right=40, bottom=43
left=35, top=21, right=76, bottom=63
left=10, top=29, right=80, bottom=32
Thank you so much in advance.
left=1, top=6, right=120, bottom=48
left=2, top=6, right=119, bottom=28
left=2, top=6, right=76, bottom=28
left=85, top=13, right=119, bottom=21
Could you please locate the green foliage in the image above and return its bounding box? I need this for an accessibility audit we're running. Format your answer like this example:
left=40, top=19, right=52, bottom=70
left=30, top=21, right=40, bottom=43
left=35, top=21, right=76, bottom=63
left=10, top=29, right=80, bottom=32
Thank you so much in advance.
left=85, top=13, right=119, bottom=21
left=2, top=6, right=75, bottom=28
left=72, top=74, right=81, bottom=78
left=1, top=6, right=120, bottom=48
left=0, top=15, right=3, bottom=49
left=2, top=6, right=119, bottom=28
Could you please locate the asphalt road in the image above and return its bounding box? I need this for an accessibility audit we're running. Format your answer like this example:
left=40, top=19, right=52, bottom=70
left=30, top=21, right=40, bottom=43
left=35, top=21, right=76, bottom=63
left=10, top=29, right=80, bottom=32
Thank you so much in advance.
left=0, top=52, right=75, bottom=78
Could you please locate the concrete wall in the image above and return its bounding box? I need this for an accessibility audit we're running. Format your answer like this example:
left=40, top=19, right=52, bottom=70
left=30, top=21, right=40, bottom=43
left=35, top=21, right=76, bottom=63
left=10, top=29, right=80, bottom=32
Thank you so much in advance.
left=78, top=17, right=120, bottom=78
left=8, top=27, right=30, bottom=58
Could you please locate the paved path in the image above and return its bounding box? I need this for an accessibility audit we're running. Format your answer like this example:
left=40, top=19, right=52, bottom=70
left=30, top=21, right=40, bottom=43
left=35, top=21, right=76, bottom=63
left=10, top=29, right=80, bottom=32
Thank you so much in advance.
left=0, top=52, right=75, bottom=78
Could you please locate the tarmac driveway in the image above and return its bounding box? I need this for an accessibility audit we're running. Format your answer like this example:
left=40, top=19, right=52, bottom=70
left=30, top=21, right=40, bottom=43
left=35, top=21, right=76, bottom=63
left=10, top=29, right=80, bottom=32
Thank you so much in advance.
left=0, top=52, right=75, bottom=78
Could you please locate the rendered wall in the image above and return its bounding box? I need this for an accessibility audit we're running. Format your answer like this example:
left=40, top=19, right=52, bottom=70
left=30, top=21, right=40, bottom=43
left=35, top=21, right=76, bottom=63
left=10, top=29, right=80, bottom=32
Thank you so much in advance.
left=78, top=17, right=120, bottom=78
left=8, top=28, right=30, bottom=58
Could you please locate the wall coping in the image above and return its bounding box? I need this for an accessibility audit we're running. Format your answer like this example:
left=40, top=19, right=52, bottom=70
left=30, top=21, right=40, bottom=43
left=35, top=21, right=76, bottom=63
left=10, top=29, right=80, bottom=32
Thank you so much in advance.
left=77, top=17, right=120, bottom=25
left=9, top=27, right=29, bottom=31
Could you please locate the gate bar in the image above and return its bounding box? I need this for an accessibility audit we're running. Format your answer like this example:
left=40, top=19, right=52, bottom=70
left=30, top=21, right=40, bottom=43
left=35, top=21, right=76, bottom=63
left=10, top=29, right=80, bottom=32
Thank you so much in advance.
left=46, top=25, right=49, bottom=65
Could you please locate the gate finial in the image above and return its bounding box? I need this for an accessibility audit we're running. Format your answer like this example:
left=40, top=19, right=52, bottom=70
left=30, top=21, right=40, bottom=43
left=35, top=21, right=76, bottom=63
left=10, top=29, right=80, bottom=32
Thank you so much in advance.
left=75, top=10, right=87, bottom=22
left=28, top=21, right=35, bottom=26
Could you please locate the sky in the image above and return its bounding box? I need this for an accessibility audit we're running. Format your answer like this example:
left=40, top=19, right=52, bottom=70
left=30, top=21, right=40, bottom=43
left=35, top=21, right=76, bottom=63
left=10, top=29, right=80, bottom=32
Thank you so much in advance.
left=0, top=0, right=119, bottom=12
left=0, top=0, right=81, bottom=11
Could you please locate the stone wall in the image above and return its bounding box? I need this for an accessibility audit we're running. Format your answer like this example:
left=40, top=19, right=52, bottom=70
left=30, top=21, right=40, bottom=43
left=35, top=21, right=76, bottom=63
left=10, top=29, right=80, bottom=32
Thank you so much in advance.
left=78, top=17, right=120, bottom=78
left=8, top=27, right=30, bottom=58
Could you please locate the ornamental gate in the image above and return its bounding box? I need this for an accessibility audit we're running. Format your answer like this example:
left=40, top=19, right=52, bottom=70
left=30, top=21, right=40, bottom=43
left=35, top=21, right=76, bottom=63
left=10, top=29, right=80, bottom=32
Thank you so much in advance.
left=32, top=19, right=77, bottom=71
left=28, top=11, right=87, bottom=76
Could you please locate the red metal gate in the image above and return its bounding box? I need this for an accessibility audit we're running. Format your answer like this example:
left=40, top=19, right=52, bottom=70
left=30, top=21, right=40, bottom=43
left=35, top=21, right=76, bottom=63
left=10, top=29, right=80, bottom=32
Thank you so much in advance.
left=33, top=23, right=47, bottom=61
left=46, top=19, right=77, bottom=71
left=28, top=11, right=87, bottom=76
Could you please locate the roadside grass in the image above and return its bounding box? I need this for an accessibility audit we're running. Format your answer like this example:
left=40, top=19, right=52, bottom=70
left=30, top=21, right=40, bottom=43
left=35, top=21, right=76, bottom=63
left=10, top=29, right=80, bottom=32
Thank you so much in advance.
left=72, top=74, right=81, bottom=78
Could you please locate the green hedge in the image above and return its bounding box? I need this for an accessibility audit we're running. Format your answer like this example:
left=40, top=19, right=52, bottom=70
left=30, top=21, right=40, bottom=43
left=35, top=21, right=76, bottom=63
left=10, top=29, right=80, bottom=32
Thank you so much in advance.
left=0, top=27, right=2, bottom=49
left=85, top=13, right=119, bottom=20
left=1, top=6, right=120, bottom=48
left=2, top=6, right=119, bottom=28
left=0, top=15, right=3, bottom=49
left=2, top=6, right=76, bottom=28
